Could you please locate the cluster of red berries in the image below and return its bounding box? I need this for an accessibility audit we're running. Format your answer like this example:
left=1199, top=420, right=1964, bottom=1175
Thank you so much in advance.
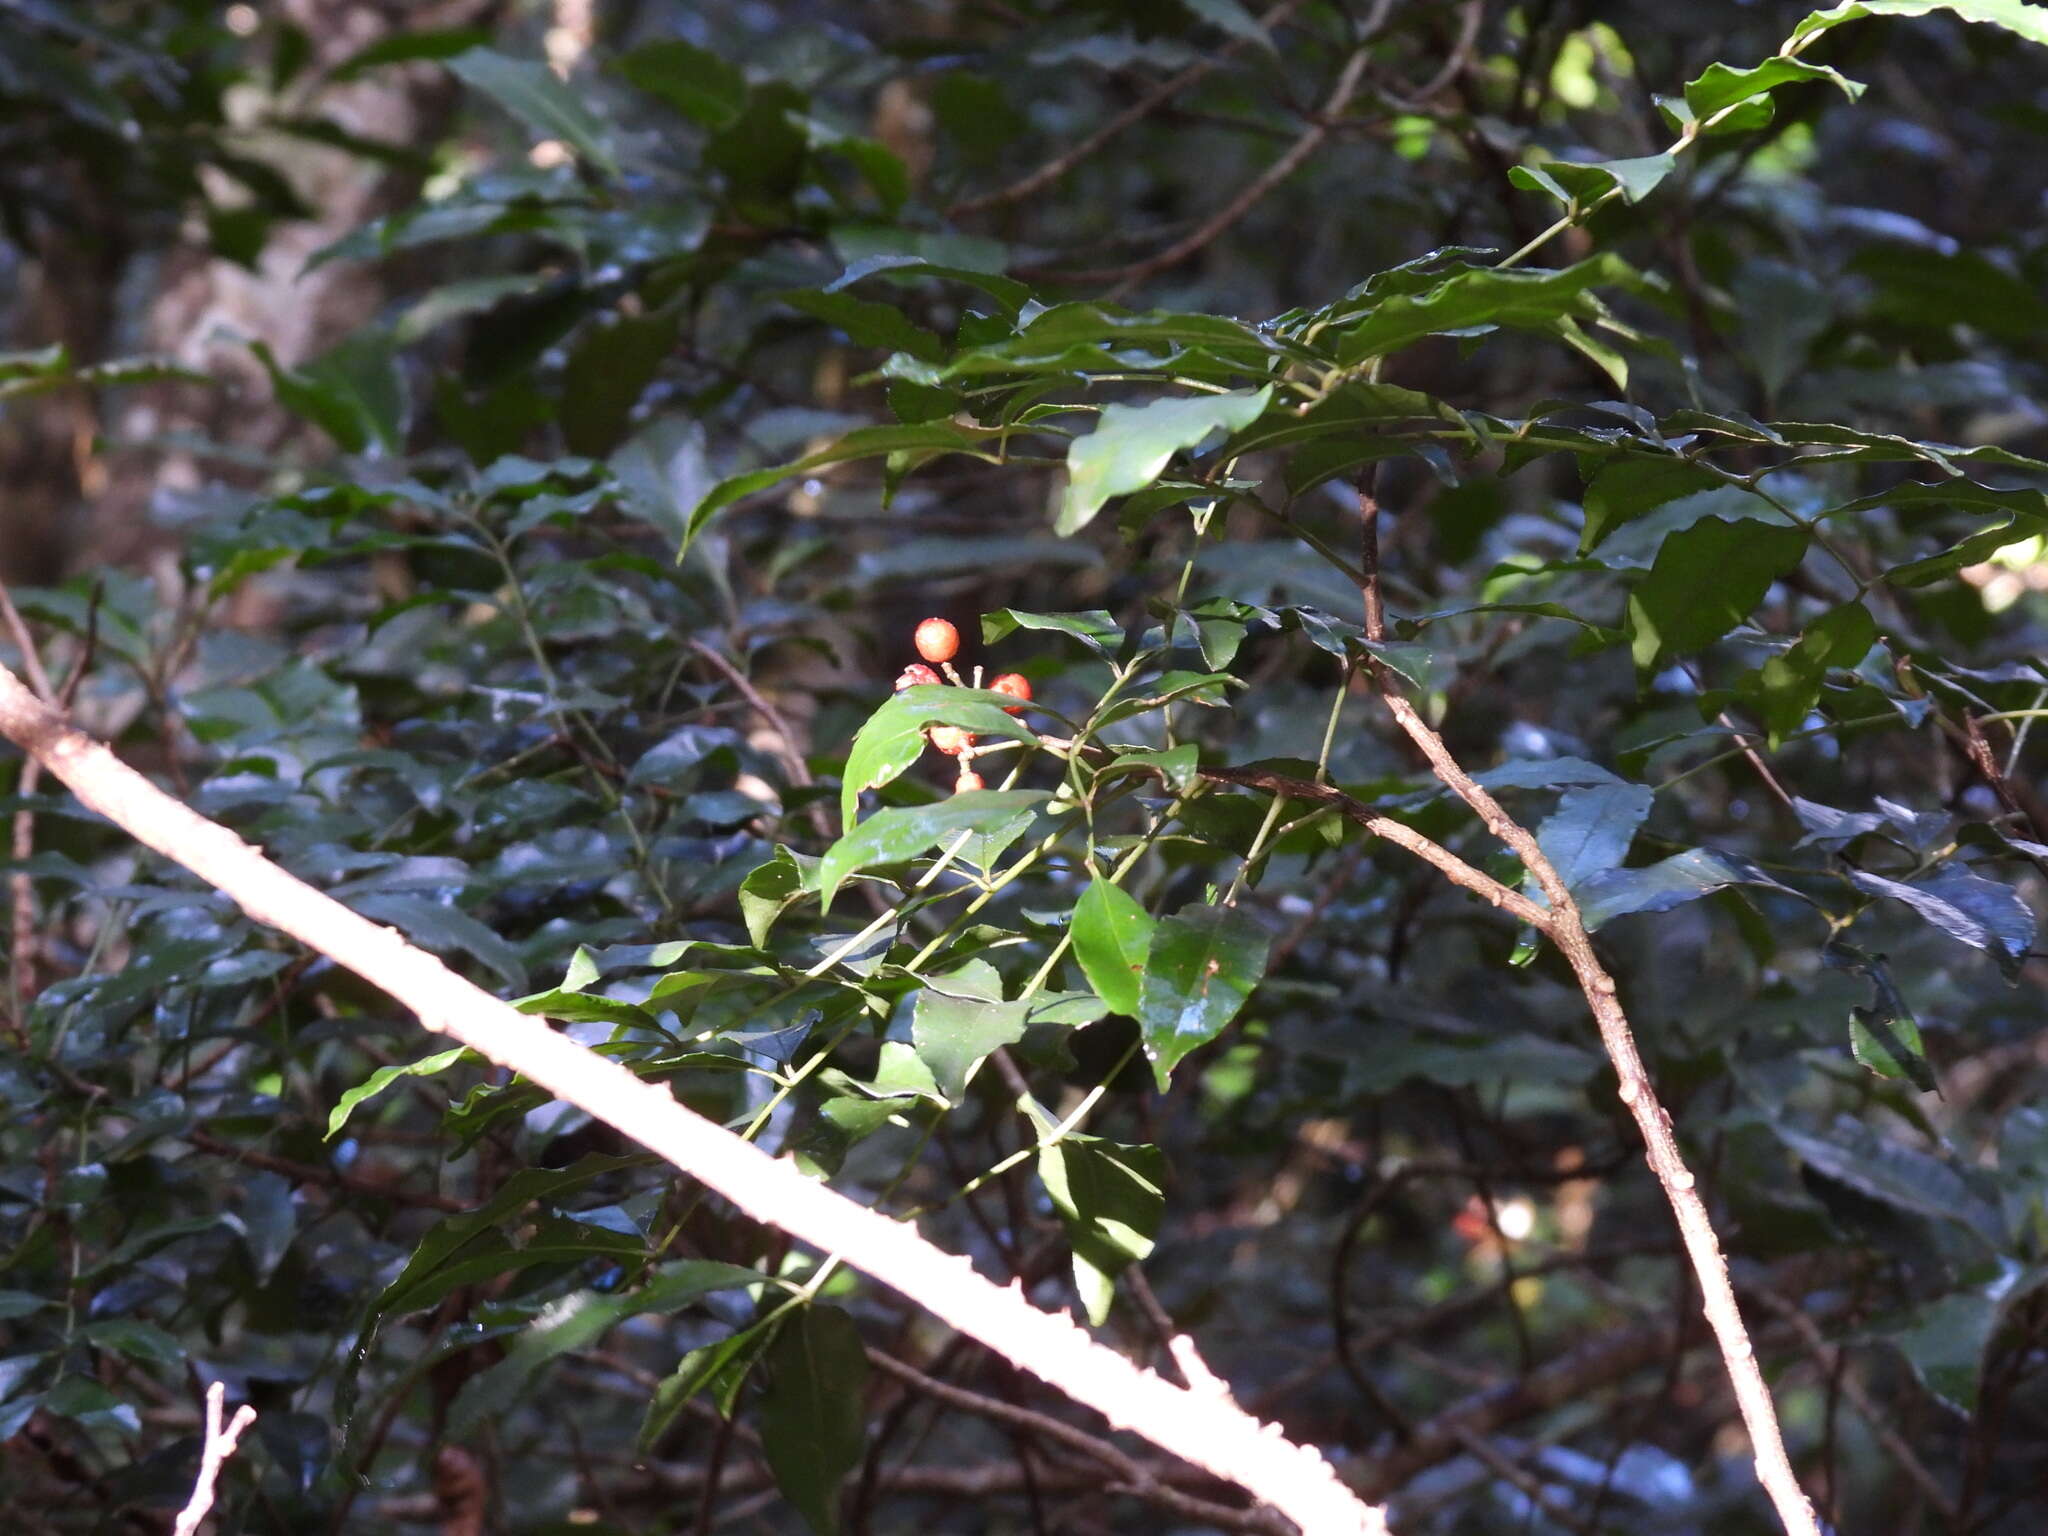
left=893, top=617, right=1033, bottom=795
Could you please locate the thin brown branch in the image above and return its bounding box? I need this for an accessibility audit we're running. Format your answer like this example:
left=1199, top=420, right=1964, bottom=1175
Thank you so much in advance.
left=1044, top=40, right=1381, bottom=297
left=1350, top=485, right=1821, bottom=1536
left=1751, top=1288, right=1959, bottom=1525
left=184, top=1128, right=467, bottom=1212
left=0, top=659, right=1387, bottom=1536
left=1199, top=763, right=1554, bottom=929
left=948, top=0, right=1311, bottom=217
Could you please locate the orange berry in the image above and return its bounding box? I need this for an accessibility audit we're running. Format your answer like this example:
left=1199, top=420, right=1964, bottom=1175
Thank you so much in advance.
left=895, top=663, right=941, bottom=691
left=954, top=771, right=985, bottom=793
left=914, top=617, right=960, bottom=664
left=929, top=725, right=975, bottom=756
left=989, top=673, right=1032, bottom=714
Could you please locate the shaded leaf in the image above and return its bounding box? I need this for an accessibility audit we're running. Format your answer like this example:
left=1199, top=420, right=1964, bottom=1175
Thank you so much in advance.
left=760, top=1306, right=869, bottom=1535
left=1627, top=517, right=1809, bottom=668
left=449, top=49, right=618, bottom=177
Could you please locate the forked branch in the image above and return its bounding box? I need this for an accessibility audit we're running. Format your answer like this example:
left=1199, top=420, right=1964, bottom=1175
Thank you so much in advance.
left=1349, top=488, right=1819, bottom=1536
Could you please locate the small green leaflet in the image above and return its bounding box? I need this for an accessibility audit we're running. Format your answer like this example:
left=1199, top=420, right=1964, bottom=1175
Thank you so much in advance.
left=1071, top=878, right=1156, bottom=1017
left=1137, top=904, right=1271, bottom=1088
left=1740, top=600, right=1876, bottom=748
left=1057, top=387, right=1272, bottom=535
left=327, top=1046, right=466, bottom=1139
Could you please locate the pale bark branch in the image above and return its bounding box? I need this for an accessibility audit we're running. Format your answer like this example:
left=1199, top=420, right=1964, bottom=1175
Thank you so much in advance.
left=172, top=1381, right=257, bottom=1536
left=1351, top=489, right=1820, bottom=1536
left=0, top=657, right=1387, bottom=1536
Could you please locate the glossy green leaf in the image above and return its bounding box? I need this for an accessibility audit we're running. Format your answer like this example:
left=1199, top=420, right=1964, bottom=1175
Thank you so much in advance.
left=1534, top=783, right=1656, bottom=900
left=1577, top=848, right=1805, bottom=930
left=1847, top=865, right=2036, bottom=979
left=1332, top=253, right=1643, bottom=365
left=1057, top=387, right=1272, bottom=535
left=1627, top=517, right=1809, bottom=668
left=838, top=686, right=1040, bottom=829
left=1038, top=1136, right=1164, bottom=1324
left=327, top=1046, right=466, bottom=1139
left=1740, top=600, right=1877, bottom=747
left=1138, top=904, right=1270, bottom=1088
left=760, top=1305, right=869, bottom=1535
left=640, top=1318, right=777, bottom=1448
left=1790, top=0, right=2048, bottom=51
left=1581, top=458, right=1723, bottom=553
left=1071, top=878, right=1156, bottom=1017
left=818, top=790, right=1051, bottom=909
left=1509, top=153, right=1677, bottom=209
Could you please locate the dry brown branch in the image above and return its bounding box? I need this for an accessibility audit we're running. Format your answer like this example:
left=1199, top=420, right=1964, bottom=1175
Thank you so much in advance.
left=1351, top=487, right=1819, bottom=1536
left=0, top=657, right=1387, bottom=1536
left=171, top=1382, right=256, bottom=1536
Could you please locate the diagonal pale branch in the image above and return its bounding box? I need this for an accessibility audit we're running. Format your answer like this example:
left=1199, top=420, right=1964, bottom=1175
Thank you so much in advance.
left=1350, top=491, right=1820, bottom=1536
left=0, top=658, right=1388, bottom=1536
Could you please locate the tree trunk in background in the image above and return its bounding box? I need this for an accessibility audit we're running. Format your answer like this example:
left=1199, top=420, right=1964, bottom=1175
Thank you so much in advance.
left=0, top=1, right=495, bottom=584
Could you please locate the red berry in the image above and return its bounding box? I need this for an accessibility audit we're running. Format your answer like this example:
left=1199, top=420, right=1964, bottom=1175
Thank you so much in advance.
left=895, top=663, right=941, bottom=691
left=989, top=673, right=1032, bottom=714
left=954, top=771, right=985, bottom=793
left=914, top=617, right=960, bottom=664
left=929, top=725, right=975, bottom=756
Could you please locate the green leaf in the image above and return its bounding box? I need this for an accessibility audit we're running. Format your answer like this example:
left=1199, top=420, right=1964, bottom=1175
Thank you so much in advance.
left=642, top=1320, right=776, bottom=1448
left=1108, top=744, right=1201, bottom=794
left=1681, top=57, right=1864, bottom=130
left=1577, top=848, right=1804, bottom=930
left=782, top=289, right=943, bottom=362
left=1038, top=1136, right=1164, bottom=1324
left=1509, top=153, right=1677, bottom=209
left=759, top=1305, right=869, bottom=1535
left=327, top=1047, right=466, bottom=1138
left=1533, top=783, right=1656, bottom=900
left=1740, top=600, right=1877, bottom=748
left=449, top=1263, right=766, bottom=1438
left=1070, top=879, right=1156, bottom=1018
left=688, top=423, right=1005, bottom=556
left=817, top=790, right=1051, bottom=910
left=1627, top=517, right=1809, bottom=668
left=448, top=49, right=618, bottom=178
left=1581, top=458, right=1723, bottom=553
left=1846, top=865, right=2037, bottom=980
left=739, top=847, right=816, bottom=948
left=1850, top=1000, right=1935, bottom=1093
left=1333, top=253, right=1644, bottom=366
left=981, top=607, right=1125, bottom=658
left=913, top=986, right=1029, bottom=1101
left=614, top=38, right=746, bottom=127
left=838, top=686, right=1039, bottom=829
left=346, top=893, right=526, bottom=991
left=1790, top=0, right=2048, bottom=52
left=1138, top=905, right=1271, bottom=1088
left=1057, top=388, right=1273, bottom=535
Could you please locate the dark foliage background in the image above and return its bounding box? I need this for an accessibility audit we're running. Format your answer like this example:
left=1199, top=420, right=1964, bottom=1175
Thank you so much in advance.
left=0, top=0, right=2045, bottom=1532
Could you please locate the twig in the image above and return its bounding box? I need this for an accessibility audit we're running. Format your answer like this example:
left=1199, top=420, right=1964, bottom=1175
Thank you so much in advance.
left=949, top=0, right=1311, bottom=217
left=1045, top=35, right=1383, bottom=297
left=1350, top=484, right=1820, bottom=1536
left=172, top=1381, right=257, bottom=1536
left=1750, top=1289, right=1959, bottom=1525
left=0, top=658, right=1388, bottom=1536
